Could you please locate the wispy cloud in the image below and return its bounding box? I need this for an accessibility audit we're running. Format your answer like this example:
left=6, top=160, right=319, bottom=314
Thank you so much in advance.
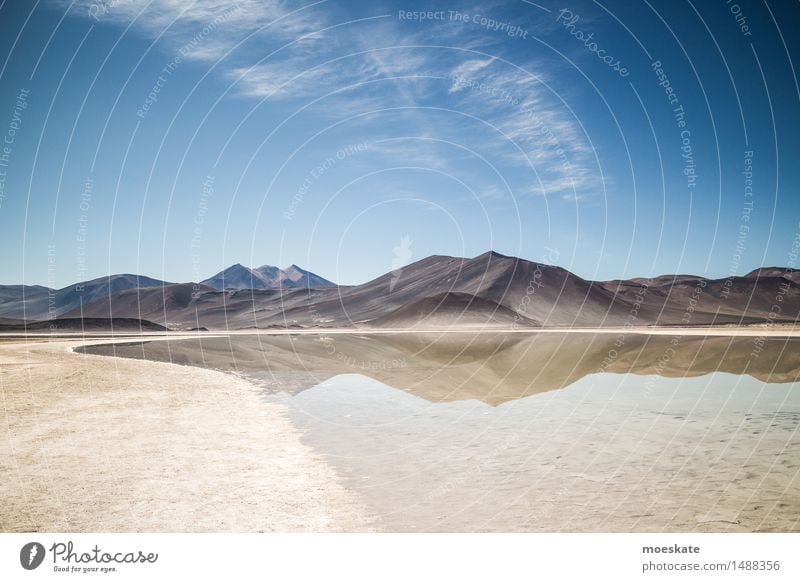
left=448, top=57, right=497, bottom=92
left=65, top=0, right=323, bottom=60
left=229, top=19, right=431, bottom=102
left=229, top=54, right=331, bottom=99
left=447, top=57, right=602, bottom=196
left=63, top=0, right=604, bottom=200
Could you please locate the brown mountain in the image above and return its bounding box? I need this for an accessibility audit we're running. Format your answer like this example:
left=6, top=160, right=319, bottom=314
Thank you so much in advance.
left=0, top=317, right=167, bottom=332
left=369, top=292, right=539, bottom=329
left=34, top=252, right=800, bottom=330
left=0, top=274, right=170, bottom=320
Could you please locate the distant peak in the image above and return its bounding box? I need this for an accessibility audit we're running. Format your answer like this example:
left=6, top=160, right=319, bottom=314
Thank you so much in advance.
left=743, top=266, right=797, bottom=278
left=475, top=250, right=511, bottom=260
left=254, top=264, right=280, bottom=272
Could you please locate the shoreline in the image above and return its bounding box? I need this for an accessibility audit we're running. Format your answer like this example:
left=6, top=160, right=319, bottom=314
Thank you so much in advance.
left=1, top=323, right=799, bottom=340
left=2, top=331, right=797, bottom=533
left=0, top=338, right=369, bottom=532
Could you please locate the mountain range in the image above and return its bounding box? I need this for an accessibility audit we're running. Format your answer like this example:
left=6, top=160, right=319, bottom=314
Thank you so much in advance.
left=0, top=263, right=332, bottom=322
left=1, top=252, right=798, bottom=330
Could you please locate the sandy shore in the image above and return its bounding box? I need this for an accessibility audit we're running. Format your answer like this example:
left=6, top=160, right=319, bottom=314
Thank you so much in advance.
left=0, top=337, right=368, bottom=532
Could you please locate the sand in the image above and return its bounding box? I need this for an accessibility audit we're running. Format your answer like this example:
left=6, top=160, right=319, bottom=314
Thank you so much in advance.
left=0, top=337, right=368, bottom=532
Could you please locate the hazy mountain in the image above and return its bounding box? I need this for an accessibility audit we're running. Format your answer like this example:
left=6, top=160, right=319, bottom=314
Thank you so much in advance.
left=68, top=283, right=214, bottom=327
left=0, top=284, right=51, bottom=301
left=201, top=263, right=334, bottom=290
left=0, top=317, right=167, bottom=332
left=11, top=252, right=800, bottom=330
left=66, top=284, right=311, bottom=329
left=0, top=285, right=51, bottom=319
left=347, top=250, right=633, bottom=326
left=600, top=269, right=800, bottom=324
left=368, top=291, right=539, bottom=329
left=262, top=251, right=652, bottom=327
left=0, top=274, right=169, bottom=320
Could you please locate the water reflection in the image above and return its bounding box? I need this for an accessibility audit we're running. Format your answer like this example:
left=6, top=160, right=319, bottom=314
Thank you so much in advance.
left=281, top=372, right=800, bottom=532
left=86, top=332, right=800, bottom=405
left=82, top=332, right=800, bottom=531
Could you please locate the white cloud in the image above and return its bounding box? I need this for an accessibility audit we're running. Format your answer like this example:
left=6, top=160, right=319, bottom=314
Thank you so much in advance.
left=230, top=57, right=329, bottom=99
left=66, top=0, right=323, bottom=61
left=64, top=0, right=604, bottom=199
left=448, top=57, right=496, bottom=93
left=444, top=61, right=602, bottom=197
left=231, top=47, right=430, bottom=101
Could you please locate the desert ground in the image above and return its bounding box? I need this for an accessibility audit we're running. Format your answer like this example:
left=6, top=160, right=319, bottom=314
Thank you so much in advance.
left=0, top=335, right=368, bottom=532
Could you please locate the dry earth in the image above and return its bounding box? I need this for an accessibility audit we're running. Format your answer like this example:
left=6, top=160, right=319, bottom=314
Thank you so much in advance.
left=0, top=337, right=369, bottom=532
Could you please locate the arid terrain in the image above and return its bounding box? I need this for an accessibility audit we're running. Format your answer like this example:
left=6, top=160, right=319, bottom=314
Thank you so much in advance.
left=2, top=252, right=798, bottom=331
left=0, top=336, right=367, bottom=532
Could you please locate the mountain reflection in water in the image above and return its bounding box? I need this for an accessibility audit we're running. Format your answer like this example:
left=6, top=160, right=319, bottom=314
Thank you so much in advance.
left=83, top=332, right=800, bottom=405
left=82, top=332, right=800, bottom=532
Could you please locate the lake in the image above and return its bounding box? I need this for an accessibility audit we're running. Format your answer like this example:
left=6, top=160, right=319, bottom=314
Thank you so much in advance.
left=82, top=331, right=800, bottom=531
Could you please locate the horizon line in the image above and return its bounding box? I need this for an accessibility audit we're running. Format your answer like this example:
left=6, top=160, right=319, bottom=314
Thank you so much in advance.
left=3, top=250, right=797, bottom=290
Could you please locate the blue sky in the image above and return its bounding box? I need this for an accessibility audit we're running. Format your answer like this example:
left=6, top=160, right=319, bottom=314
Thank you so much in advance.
left=1, top=0, right=798, bottom=287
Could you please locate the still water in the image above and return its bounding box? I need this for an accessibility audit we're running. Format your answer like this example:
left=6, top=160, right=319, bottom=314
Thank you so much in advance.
left=84, top=332, right=800, bottom=531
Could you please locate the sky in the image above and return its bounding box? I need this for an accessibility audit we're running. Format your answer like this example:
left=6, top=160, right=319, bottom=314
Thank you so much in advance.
left=0, top=0, right=799, bottom=287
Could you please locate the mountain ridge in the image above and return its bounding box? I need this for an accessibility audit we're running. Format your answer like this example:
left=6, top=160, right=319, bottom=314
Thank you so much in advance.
left=3, top=253, right=799, bottom=330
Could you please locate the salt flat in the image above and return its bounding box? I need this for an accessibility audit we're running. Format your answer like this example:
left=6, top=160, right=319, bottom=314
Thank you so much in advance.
left=3, top=328, right=799, bottom=533
left=0, top=337, right=368, bottom=532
